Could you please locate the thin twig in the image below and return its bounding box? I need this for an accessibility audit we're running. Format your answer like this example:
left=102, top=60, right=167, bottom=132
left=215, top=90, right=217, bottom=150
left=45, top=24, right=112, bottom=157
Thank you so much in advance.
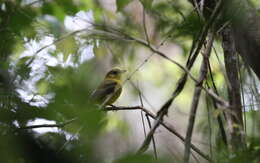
left=129, top=80, right=156, bottom=111
left=238, top=55, right=247, bottom=136
left=139, top=88, right=147, bottom=137
left=135, top=0, right=224, bottom=157
left=137, top=82, right=158, bottom=159
left=192, top=0, right=204, bottom=19
left=125, top=36, right=228, bottom=108
left=18, top=118, right=77, bottom=130
left=142, top=5, right=150, bottom=45
left=207, top=62, right=228, bottom=145
left=145, top=114, right=158, bottom=159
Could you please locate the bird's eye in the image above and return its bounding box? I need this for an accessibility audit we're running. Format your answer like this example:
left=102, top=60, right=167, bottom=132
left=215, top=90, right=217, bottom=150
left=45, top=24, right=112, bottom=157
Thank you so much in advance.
left=111, top=71, right=118, bottom=75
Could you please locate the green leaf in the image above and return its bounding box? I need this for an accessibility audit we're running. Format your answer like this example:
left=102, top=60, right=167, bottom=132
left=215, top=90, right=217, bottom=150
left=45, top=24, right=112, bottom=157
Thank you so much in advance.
left=139, top=0, right=153, bottom=10
left=37, top=79, right=49, bottom=95
left=6, top=3, right=37, bottom=38
left=16, top=57, right=31, bottom=79
left=42, top=0, right=79, bottom=21
left=116, top=0, right=132, bottom=12
left=56, top=35, right=77, bottom=61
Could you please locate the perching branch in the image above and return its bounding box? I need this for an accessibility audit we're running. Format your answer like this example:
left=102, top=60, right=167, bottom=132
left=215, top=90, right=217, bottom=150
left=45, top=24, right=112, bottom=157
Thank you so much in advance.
left=106, top=105, right=211, bottom=161
left=90, top=22, right=229, bottom=110
left=17, top=104, right=210, bottom=161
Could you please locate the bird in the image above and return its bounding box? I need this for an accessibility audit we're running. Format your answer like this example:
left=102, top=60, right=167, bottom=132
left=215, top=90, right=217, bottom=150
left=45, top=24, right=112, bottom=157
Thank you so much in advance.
left=91, top=67, right=126, bottom=106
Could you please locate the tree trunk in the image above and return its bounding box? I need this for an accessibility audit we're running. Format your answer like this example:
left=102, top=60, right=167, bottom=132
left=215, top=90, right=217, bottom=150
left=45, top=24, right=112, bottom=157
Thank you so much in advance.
left=188, top=0, right=260, bottom=79
left=222, top=26, right=245, bottom=150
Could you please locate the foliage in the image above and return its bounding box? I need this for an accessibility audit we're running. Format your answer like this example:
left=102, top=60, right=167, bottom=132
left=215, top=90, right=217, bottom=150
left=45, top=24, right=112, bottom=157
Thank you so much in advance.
left=0, top=0, right=260, bottom=163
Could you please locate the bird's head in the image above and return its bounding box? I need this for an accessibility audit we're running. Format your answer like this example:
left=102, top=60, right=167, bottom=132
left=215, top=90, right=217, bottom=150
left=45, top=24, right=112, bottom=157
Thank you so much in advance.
left=105, top=67, right=127, bottom=80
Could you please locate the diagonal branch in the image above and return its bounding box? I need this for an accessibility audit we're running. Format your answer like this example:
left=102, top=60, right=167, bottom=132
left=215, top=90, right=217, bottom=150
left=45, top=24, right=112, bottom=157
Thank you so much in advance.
left=184, top=32, right=214, bottom=163
left=106, top=105, right=211, bottom=161
left=135, top=0, right=224, bottom=157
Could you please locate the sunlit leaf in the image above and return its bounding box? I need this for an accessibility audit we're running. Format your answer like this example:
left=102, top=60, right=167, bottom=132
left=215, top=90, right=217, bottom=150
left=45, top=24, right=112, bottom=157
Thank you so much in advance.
left=56, top=35, right=77, bottom=61
left=37, top=79, right=49, bottom=95
left=93, top=41, right=107, bottom=58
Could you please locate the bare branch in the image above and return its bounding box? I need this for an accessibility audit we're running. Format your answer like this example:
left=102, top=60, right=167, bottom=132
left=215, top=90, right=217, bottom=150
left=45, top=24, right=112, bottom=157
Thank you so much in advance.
left=145, top=114, right=158, bottom=159
left=106, top=105, right=210, bottom=161
left=133, top=0, right=224, bottom=158
left=207, top=64, right=228, bottom=145
left=184, top=32, right=214, bottom=163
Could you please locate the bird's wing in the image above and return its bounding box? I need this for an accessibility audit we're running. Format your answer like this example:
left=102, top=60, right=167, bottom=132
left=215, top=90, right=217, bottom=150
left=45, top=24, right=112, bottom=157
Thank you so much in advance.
left=91, top=79, right=119, bottom=102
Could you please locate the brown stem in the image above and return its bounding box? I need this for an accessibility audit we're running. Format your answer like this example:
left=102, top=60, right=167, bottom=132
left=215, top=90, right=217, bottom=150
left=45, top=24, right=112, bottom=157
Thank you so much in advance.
left=106, top=106, right=211, bottom=161
left=184, top=32, right=214, bottom=163
left=133, top=0, right=224, bottom=156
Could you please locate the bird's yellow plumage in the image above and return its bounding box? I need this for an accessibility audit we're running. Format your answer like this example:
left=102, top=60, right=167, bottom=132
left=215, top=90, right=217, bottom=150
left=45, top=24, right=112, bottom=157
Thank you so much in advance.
left=91, top=68, right=126, bottom=106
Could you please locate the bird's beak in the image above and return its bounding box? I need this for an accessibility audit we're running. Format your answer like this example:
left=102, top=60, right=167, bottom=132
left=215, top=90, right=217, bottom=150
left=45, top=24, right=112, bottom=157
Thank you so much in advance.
left=120, top=69, right=127, bottom=73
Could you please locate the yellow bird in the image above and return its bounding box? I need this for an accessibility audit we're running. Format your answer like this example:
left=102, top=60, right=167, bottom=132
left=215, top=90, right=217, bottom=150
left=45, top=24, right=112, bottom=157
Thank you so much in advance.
left=91, top=68, right=126, bottom=106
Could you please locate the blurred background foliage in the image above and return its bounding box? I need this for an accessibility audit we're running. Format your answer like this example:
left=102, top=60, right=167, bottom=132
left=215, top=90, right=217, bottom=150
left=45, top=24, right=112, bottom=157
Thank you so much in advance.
left=0, top=0, right=260, bottom=163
